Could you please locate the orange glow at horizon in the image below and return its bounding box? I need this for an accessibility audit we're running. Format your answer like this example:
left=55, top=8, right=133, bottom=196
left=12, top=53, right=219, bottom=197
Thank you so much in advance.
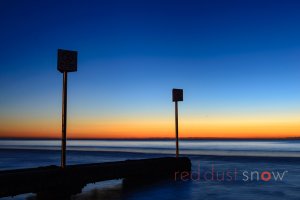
left=0, top=115, right=299, bottom=139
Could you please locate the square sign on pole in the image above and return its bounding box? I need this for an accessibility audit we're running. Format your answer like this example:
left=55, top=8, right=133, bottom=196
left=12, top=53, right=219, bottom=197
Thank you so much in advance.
left=57, top=49, right=78, bottom=73
left=172, top=88, right=183, bottom=158
left=172, top=89, right=183, bottom=102
left=57, top=49, right=78, bottom=168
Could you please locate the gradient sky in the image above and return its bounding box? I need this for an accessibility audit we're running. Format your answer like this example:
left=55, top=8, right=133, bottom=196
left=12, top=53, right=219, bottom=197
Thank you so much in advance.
left=0, top=0, right=300, bottom=139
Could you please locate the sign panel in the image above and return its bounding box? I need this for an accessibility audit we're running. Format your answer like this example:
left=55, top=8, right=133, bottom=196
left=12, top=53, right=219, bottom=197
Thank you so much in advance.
left=172, top=88, right=183, bottom=102
left=57, top=49, right=78, bottom=73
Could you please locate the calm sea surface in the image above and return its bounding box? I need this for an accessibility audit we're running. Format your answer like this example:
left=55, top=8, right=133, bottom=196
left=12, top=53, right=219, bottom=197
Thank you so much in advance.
left=0, top=139, right=300, bottom=200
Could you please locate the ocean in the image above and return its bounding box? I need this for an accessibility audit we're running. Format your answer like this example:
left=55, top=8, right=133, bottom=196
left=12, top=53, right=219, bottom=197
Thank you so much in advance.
left=0, top=139, right=300, bottom=200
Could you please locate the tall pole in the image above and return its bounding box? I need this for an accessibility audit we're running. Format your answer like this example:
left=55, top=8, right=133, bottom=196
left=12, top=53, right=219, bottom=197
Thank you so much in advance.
left=172, top=88, right=183, bottom=158
left=57, top=49, right=77, bottom=169
left=175, top=101, right=179, bottom=158
left=61, top=72, right=68, bottom=168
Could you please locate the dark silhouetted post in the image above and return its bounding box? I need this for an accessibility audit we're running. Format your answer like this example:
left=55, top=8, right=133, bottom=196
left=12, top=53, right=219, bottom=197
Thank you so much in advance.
left=57, top=49, right=78, bottom=168
left=61, top=71, right=67, bottom=168
left=175, top=101, right=179, bottom=156
left=172, top=88, right=183, bottom=158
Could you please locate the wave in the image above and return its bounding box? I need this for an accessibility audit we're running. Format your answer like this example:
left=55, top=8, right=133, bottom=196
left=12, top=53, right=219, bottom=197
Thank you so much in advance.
left=1, top=145, right=300, bottom=158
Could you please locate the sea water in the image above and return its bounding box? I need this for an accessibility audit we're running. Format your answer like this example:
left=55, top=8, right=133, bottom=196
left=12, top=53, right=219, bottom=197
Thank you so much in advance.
left=0, top=139, right=300, bottom=200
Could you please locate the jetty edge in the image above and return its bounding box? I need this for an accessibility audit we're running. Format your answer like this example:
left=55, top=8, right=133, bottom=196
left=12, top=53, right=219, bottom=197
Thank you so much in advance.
left=0, top=156, right=191, bottom=198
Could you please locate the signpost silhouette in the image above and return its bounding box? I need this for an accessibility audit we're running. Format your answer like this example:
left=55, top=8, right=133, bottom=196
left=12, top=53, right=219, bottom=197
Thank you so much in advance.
left=172, top=88, right=183, bottom=158
left=57, top=49, right=78, bottom=168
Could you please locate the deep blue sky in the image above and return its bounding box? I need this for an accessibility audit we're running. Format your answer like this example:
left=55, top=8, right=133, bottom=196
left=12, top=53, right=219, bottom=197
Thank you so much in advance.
left=0, top=0, right=300, bottom=138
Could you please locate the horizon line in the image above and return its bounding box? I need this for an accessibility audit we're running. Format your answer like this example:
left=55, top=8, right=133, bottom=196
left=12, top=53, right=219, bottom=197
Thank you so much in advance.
left=0, top=136, right=299, bottom=140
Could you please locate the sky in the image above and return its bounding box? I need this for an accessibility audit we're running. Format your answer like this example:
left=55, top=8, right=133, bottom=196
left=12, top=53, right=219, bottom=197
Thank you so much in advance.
left=0, top=0, right=300, bottom=139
